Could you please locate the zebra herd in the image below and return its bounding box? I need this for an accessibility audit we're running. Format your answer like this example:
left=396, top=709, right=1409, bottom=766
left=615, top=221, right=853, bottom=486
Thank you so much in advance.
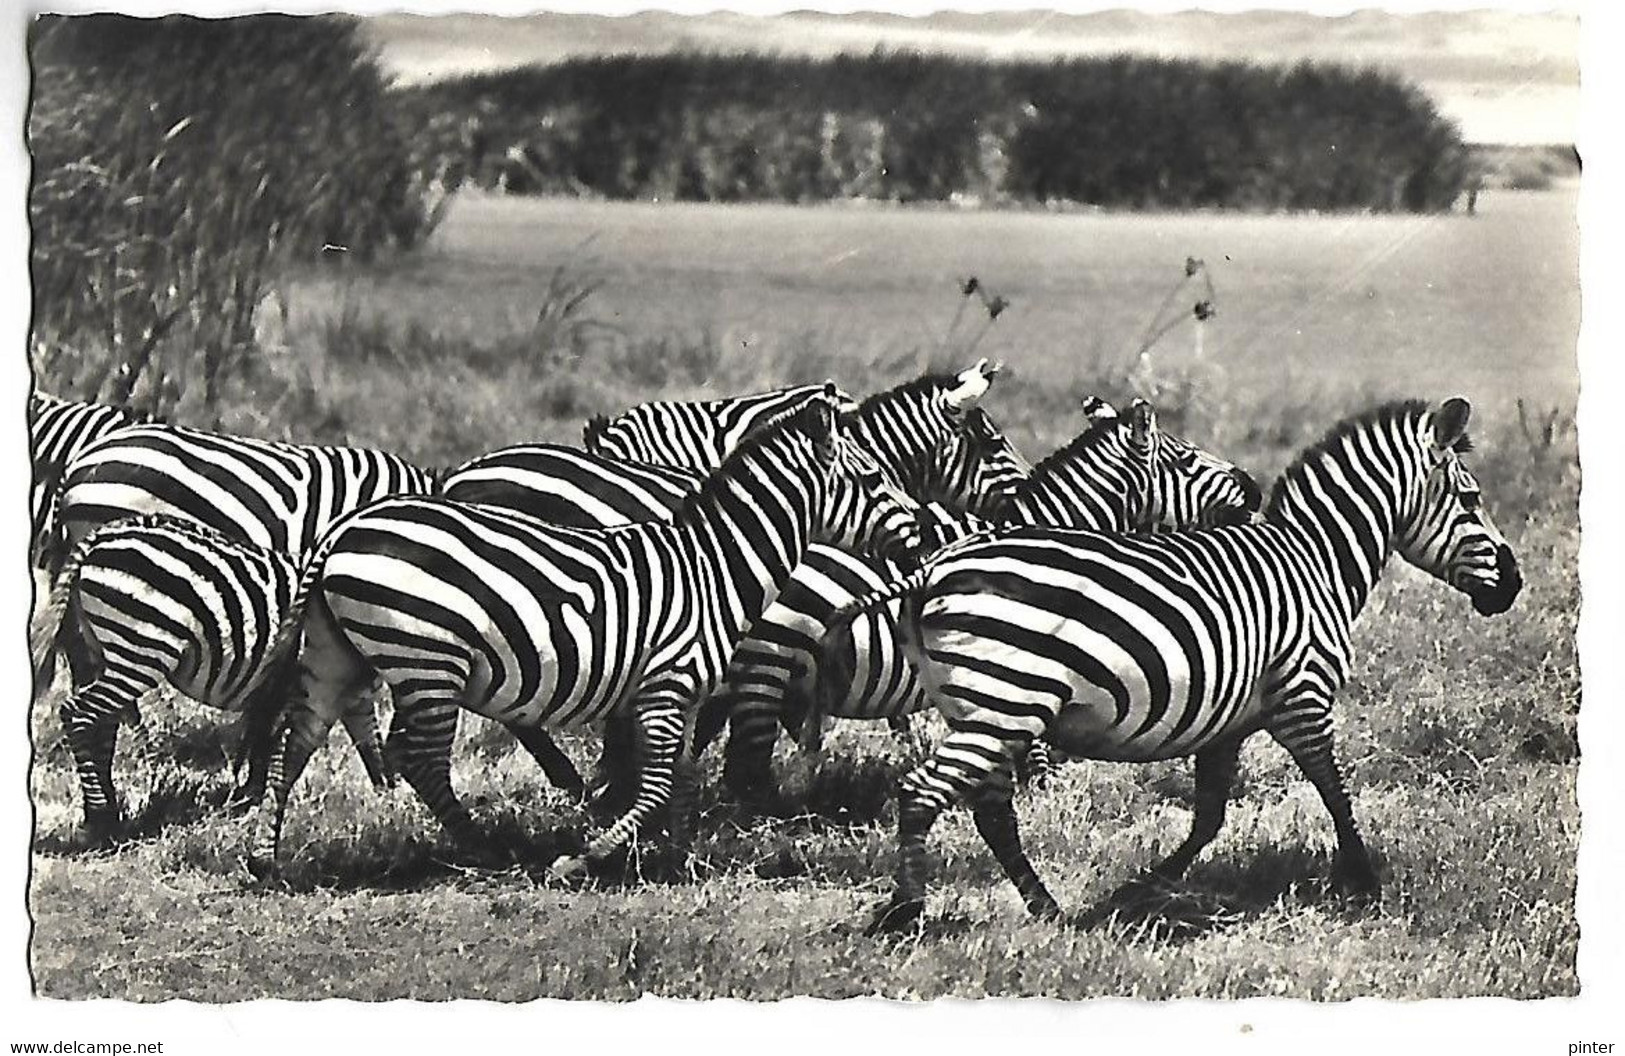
left=26, top=368, right=1521, bottom=932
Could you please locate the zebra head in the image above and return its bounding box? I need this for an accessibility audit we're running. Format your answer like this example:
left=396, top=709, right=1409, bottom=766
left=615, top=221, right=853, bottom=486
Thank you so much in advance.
left=923, top=406, right=1032, bottom=520
left=1395, top=398, right=1522, bottom=616
left=856, top=357, right=1019, bottom=516
left=1121, top=400, right=1261, bottom=532
left=810, top=394, right=924, bottom=564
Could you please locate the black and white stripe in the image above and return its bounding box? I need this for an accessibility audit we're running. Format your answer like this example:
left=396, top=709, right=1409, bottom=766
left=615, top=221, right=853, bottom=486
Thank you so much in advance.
left=583, top=382, right=859, bottom=469
left=29, top=514, right=390, bottom=846
left=822, top=398, right=1522, bottom=931
left=56, top=423, right=439, bottom=559
left=246, top=395, right=924, bottom=880
left=439, top=368, right=1028, bottom=802
left=28, top=392, right=152, bottom=571
left=711, top=400, right=1263, bottom=801
left=461, top=362, right=1023, bottom=524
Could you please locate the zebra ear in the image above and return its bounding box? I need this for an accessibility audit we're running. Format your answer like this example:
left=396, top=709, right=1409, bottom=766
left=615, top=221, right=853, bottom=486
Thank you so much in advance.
left=1128, top=398, right=1157, bottom=445
left=1079, top=395, right=1120, bottom=422
left=807, top=395, right=839, bottom=445
left=1430, top=398, right=1472, bottom=452
left=945, top=358, right=999, bottom=410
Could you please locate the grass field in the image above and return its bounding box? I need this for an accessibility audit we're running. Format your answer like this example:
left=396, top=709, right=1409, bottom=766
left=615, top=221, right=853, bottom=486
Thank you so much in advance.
left=28, top=185, right=1580, bottom=1001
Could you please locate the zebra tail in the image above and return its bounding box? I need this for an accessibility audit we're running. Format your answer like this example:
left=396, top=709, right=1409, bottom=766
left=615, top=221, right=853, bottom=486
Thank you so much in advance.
left=232, top=530, right=339, bottom=784
left=29, top=518, right=112, bottom=697
left=808, top=565, right=934, bottom=734
left=29, top=569, right=74, bottom=698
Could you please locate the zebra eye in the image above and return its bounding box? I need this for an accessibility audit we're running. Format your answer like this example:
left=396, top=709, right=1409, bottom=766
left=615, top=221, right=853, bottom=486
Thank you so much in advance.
left=1460, top=491, right=1481, bottom=511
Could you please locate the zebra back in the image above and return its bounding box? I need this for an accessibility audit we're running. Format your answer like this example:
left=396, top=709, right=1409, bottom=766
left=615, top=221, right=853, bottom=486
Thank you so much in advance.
left=57, top=423, right=438, bottom=560
left=28, top=393, right=154, bottom=570
left=583, top=382, right=859, bottom=469
left=1005, top=402, right=1258, bottom=532
left=441, top=443, right=702, bottom=527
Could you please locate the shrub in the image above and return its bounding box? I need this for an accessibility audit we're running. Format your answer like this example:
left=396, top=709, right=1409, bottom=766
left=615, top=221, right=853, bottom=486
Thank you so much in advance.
left=28, top=14, right=443, bottom=421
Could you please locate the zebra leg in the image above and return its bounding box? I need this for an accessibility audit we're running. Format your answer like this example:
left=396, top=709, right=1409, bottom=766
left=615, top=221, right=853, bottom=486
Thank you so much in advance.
left=1267, top=702, right=1379, bottom=898
left=229, top=689, right=279, bottom=810
left=246, top=697, right=343, bottom=881
left=717, top=656, right=797, bottom=808
left=338, top=696, right=394, bottom=790
left=970, top=772, right=1061, bottom=922
left=388, top=698, right=487, bottom=851
left=59, top=674, right=142, bottom=847
left=1148, top=737, right=1242, bottom=882
left=508, top=724, right=587, bottom=801
left=869, top=728, right=1030, bottom=934
left=662, top=746, right=703, bottom=882
left=587, top=712, right=639, bottom=818
left=1018, top=739, right=1054, bottom=790
left=721, top=696, right=788, bottom=809
left=549, top=695, right=685, bottom=883
left=246, top=616, right=373, bottom=881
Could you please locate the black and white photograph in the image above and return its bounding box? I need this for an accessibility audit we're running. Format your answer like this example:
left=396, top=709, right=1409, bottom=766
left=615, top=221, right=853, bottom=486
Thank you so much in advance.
left=6, top=0, right=1614, bottom=1042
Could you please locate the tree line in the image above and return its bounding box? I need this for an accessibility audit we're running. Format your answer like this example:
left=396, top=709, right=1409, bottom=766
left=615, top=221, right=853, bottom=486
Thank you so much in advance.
left=396, top=50, right=1470, bottom=213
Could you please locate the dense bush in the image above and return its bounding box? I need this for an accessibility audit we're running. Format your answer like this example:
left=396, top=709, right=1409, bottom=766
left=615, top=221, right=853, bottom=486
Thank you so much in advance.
left=28, top=15, right=445, bottom=420
left=396, top=50, right=1469, bottom=213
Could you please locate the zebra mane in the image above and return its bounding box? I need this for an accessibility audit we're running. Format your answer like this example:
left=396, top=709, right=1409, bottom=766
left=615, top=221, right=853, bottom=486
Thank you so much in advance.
left=30, top=389, right=166, bottom=425
left=675, top=399, right=831, bottom=519
left=88, top=512, right=271, bottom=559
left=1021, top=416, right=1126, bottom=487
left=582, top=414, right=612, bottom=448
left=1265, top=400, right=1466, bottom=517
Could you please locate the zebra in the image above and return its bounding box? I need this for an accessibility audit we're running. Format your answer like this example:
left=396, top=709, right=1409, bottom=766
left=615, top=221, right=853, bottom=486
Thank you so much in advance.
left=710, top=398, right=1262, bottom=802
left=583, top=381, right=861, bottom=469
left=30, top=514, right=390, bottom=846
left=28, top=392, right=154, bottom=573
left=819, top=398, right=1522, bottom=932
left=245, top=392, right=925, bottom=882
left=443, top=365, right=1028, bottom=801
left=45, top=424, right=446, bottom=798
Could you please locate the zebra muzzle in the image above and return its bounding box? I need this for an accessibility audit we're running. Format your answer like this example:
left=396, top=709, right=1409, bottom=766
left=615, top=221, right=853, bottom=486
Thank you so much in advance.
left=1469, top=544, right=1522, bottom=616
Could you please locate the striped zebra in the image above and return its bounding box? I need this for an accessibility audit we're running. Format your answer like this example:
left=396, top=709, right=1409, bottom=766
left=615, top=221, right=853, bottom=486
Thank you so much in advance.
left=820, top=398, right=1522, bottom=932
left=30, top=514, right=389, bottom=846
left=583, top=381, right=860, bottom=469
left=711, top=399, right=1262, bottom=802
left=437, top=365, right=1025, bottom=799
left=28, top=392, right=153, bottom=572
left=245, top=393, right=924, bottom=881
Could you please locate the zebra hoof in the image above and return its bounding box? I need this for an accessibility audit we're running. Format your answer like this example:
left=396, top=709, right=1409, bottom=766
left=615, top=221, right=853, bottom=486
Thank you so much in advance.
left=865, top=896, right=925, bottom=936
left=82, top=810, right=124, bottom=851
left=244, top=853, right=280, bottom=885
left=546, top=854, right=592, bottom=887
left=1026, top=897, right=1065, bottom=923
left=1331, top=858, right=1381, bottom=903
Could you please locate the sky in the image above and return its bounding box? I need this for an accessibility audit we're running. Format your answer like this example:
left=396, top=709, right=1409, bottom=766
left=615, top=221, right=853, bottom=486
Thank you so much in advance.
left=363, top=8, right=1580, bottom=145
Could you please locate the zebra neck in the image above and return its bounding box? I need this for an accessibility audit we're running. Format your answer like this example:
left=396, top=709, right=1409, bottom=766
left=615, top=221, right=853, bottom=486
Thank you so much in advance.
left=1007, top=454, right=1129, bottom=531
left=1271, top=452, right=1404, bottom=627
left=675, top=458, right=816, bottom=641
left=847, top=406, right=932, bottom=499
